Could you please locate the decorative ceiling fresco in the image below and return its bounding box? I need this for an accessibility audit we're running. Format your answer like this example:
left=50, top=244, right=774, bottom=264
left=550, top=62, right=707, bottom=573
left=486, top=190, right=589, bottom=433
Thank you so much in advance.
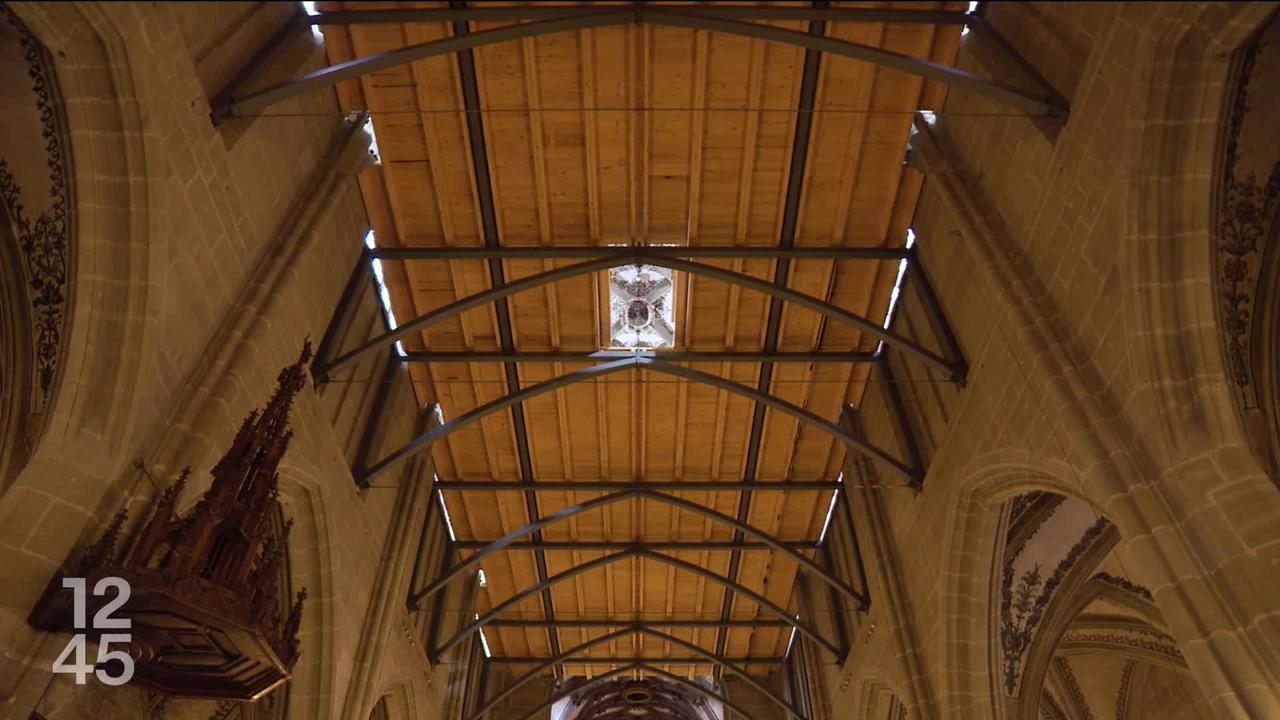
left=996, top=491, right=1213, bottom=719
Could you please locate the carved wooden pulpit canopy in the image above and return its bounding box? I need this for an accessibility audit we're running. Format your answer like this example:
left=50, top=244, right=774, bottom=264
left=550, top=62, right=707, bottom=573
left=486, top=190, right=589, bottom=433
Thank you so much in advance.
left=31, top=343, right=313, bottom=700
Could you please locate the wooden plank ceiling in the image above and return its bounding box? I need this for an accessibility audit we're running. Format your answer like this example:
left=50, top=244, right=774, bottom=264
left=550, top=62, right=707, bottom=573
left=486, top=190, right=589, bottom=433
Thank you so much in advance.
left=318, top=1, right=963, bottom=677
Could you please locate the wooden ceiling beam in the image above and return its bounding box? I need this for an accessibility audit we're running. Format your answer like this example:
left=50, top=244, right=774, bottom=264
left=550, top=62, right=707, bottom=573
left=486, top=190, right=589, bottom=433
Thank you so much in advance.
left=487, top=619, right=791, bottom=628
left=316, top=255, right=957, bottom=379
left=400, top=349, right=879, bottom=363
left=212, top=8, right=1063, bottom=121
left=487, top=656, right=783, bottom=664
left=434, top=548, right=841, bottom=658
left=453, top=540, right=821, bottom=550
left=447, top=1, right=563, bottom=666
left=435, top=480, right=838, bottom=491
left=717, top=7, right=826, bottom=662
left=363, top=358, right=921, bottom=485
left=411, top=489, right=866, bottom=610
left=370, top=245, right=912, bottom=260
left=307, top=7, right=971, bottom=26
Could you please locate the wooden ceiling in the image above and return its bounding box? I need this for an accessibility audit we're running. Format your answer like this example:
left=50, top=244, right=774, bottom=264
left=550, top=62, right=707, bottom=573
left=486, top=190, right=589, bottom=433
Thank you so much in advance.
left=317, top=1, right=964, bottom=678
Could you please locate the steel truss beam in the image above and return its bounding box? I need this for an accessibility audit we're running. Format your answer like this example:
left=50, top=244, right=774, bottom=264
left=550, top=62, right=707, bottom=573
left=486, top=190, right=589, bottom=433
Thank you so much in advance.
left=409, top=489, right=865, bottom=609
left=360, top=358, right=920, bottom=483
left=307, top=7, right=971, bottom=25
left=452, top=540, right=820, bottom=551
left=485, top=619, right=789, bottom=629
left=369, top=246, right=910, bottom=260
left=721, top=9, right=824, bottom=665
left=213, top=8, right=1063, bottom=119
left=467, top=625, right=805, bottom=720
left=432, top=548, right=842, bottom=658
left=432, top=480, right=840, bottom=492
left=487, top=656, right=783, bottom=664
left=314, top=253, right=958, bottom=379
left=446, top=5, right=563, bottom=669
left=401, top=349, right=878, bottom=363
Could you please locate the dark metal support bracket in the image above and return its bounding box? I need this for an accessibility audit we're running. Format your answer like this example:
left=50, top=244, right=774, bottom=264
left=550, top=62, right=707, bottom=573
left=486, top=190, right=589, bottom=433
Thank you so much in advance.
left=444, top=0, right=563, bottom=668
left=370, top=245, right=911, bottom=260
left=451, top=538, right=823, bottom=550
left=410, top=489, right=866, bottom=610
left=906, top=247, right=969, bottom=385
left=363, top=357, right=921, bottom=483
left=350, top=353, right=400, bottom=487
left=209, top=9, right=306, bottom=125
left=873, top=355, right=926, bottom=488
left=838, top=484, right=871, bottom=616
left=964, top=15, right=1069, bottom=120
left=311, top=247, right=371, bottom=386
left=400, top=349, right=879, bottom=363
left=485, top=655, right=783, bottom=664
left=432, top=548, right=842, bottom=659
left=211, top=7, right=1065, bottom=120
left=485, top=619, right=790, bottom=629
left=431, top=480, right=840, bottom=492
left=307, top=6, right=971, bottom=25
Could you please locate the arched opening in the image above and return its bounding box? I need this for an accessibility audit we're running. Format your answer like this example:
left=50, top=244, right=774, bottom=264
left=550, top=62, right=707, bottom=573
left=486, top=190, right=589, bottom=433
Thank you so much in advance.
left=993, top=491, right=1210, bottom=718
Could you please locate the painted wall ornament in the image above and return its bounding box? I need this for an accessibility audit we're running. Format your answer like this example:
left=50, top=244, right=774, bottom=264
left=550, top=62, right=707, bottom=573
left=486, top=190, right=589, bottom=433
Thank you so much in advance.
left=1215, top=12, right=1280, bottom=483
left=0, top=6, right=72, bottom=409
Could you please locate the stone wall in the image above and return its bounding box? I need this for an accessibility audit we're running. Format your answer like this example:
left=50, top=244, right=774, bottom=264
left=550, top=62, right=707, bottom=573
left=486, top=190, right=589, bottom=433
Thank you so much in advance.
left=817, top=3, right=1280, bottom=719
left=0, top=3, right=452, bottom=719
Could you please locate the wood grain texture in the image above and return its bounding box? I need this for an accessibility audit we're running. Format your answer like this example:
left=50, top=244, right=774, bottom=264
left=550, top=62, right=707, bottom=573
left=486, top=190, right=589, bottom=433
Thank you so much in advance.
left=317, top=0, right=964, bottom=673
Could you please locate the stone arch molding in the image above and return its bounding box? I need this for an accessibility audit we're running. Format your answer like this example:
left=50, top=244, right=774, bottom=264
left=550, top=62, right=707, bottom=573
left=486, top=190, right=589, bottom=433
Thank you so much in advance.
left=0, top=0, right=162, bottom=704
left=1118, top=3, right=1280, bottom=714
left=935, top=453, right=1103, bottom=719
left=276, top=468, right=338, bottom=720
left=3, top=1, right=159, bottom=468
left=371, top=683, right=419, bottom=720
left=1123, top=7, right=1280, bottom=505
left=854, top=677, right=909, bottom=720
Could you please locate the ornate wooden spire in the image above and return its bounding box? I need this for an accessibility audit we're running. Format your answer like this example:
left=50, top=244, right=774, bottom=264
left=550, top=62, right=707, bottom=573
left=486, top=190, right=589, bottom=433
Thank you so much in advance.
left=30, top=342, right=314, bottom=700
